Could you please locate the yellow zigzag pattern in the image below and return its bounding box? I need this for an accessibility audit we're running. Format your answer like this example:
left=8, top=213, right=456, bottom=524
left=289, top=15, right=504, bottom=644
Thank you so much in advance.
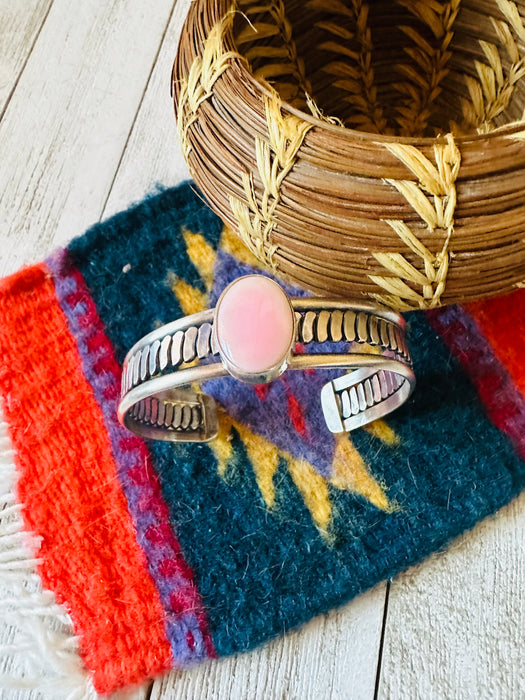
left=210, top=408, right=391, bottom=536
left=170, top=227, right=398, bottom=536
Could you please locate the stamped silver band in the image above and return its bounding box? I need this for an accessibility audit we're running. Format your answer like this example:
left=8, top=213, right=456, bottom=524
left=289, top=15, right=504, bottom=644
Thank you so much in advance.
left=117, top=281, right=415, bottom=443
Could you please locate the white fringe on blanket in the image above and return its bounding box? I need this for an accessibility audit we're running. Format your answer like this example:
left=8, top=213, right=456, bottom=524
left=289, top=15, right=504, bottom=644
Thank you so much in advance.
left=0, top=402, right=97, bottom=700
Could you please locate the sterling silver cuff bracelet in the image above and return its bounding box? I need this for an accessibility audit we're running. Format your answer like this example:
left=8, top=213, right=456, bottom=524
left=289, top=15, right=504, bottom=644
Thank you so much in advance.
left=117, top=275, right=415, bottom=442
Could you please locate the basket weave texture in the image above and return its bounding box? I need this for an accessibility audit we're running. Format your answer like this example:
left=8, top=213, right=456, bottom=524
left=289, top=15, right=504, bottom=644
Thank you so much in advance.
left=173, top=0, right=525, bottom=309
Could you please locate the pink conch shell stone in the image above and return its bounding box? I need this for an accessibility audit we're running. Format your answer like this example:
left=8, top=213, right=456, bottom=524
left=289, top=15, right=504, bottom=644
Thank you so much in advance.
left=215, top=276, right=295, bottom=376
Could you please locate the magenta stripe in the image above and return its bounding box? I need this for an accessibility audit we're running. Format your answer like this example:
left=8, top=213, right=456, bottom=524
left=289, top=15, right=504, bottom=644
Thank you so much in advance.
left=427, top=305, right=525, bottom=461
left=46, top=248, right=215, bottom=664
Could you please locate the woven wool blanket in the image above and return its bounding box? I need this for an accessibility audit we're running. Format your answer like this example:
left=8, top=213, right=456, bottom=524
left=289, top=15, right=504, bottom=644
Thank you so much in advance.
left=0, top=183, right=524, bottom=697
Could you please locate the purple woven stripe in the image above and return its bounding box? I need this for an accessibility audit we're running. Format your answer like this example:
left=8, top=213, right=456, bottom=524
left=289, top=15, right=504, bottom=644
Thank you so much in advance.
left=427, top=304, right=525, bottom=461
left=46, top=248, right=215, bottom=665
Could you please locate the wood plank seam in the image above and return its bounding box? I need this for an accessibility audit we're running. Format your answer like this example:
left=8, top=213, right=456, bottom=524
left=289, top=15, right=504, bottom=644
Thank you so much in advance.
left=373, top=579, right=391, bottom=700
left=0, top=0, right=55, bottom=125
left=98, top=0, right=180, bottom=222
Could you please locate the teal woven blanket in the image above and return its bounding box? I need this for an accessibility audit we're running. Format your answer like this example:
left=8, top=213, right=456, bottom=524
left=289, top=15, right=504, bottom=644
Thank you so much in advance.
left=0, top=183, right=524, bottom=695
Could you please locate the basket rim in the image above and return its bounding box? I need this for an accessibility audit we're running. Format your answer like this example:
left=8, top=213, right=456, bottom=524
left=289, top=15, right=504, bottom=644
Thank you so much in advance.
left=173, top=0, right=525, bottom=309
left=212, top=1, right=525, bottom=146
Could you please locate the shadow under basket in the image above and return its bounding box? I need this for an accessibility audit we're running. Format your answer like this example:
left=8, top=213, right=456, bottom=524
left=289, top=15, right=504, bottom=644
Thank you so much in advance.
left=172, top=0, right=525, bottom=310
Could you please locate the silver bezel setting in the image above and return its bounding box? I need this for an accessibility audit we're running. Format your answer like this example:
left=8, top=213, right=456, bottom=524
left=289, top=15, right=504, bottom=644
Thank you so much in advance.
left=213, top=275, right=296, bottom=385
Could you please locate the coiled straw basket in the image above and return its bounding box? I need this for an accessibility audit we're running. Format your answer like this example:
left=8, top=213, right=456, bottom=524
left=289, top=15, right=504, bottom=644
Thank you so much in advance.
left=173, top=0, right=525, bottom=310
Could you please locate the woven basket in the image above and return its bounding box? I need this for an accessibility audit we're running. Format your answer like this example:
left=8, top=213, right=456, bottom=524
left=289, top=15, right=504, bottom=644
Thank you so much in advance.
left=172, top=0, right=525, bottom=309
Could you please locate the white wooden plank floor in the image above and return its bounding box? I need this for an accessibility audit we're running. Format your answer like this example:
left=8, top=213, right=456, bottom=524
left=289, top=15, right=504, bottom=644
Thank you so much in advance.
left=0, top=1, right=523, bottom=698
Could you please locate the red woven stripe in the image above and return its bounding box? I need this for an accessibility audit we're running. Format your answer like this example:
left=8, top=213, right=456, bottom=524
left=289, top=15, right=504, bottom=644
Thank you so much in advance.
left=427, top=304, right=525, bottom=461
left=467, top=290, right=525, bottom=397
left=0, top=264, right=172, bottom=694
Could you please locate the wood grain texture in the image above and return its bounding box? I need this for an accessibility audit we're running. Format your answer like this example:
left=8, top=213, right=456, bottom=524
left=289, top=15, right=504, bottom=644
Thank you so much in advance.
left=379, top=491, right=525, bottom=700
left=0, top=0, right=176, bottom=278
left=0, top=0, right=53, bottom=119
left=101, top=0, right=191, bottom=219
